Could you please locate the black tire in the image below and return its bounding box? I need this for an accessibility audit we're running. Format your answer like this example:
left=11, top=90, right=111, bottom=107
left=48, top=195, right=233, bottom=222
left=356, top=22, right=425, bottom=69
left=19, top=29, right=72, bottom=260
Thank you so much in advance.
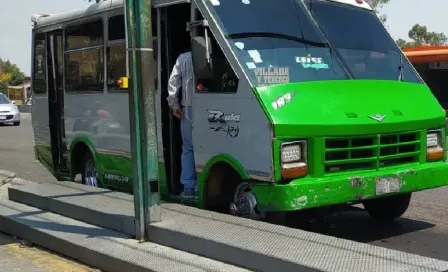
left=362, top=193, right=412, bottom=221
left=81, top=152, right=99, bottom=187
left=13, top=122, right=20, bottom=126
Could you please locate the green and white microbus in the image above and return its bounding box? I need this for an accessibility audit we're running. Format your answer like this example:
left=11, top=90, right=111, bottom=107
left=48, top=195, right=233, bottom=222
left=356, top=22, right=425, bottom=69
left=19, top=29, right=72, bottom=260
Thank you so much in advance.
left=31, top=0, right=448, bottom=223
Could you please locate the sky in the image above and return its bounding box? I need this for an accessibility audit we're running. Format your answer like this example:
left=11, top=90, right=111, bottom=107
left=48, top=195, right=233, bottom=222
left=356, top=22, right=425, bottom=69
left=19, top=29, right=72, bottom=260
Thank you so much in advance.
left=0, top=0, right=447, bottom=76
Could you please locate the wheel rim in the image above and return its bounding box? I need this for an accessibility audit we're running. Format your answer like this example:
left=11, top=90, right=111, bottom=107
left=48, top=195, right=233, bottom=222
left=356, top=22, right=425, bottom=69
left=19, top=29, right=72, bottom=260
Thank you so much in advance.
left=229, top=182, right=260, bottom=220
left=84, top=158, right=98, bottom=187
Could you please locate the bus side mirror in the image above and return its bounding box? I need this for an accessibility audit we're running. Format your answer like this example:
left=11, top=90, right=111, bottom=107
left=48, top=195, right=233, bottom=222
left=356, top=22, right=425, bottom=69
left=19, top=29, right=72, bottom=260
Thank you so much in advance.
left=192, top=36, right=213, bottom=78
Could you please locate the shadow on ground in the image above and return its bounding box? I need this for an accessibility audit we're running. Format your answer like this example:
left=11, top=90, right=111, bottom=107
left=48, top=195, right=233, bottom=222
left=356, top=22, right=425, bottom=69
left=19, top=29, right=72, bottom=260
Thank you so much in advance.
left=291, top=207, right=436, bottom=244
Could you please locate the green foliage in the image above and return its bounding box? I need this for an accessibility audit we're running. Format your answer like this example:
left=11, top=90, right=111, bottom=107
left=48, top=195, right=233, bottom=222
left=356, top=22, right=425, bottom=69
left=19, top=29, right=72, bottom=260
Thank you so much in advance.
left=408, top=24, right=447, bottom=46
left=3, top=60, right=25, bottom=86
left=366, top=0, right=390, bottom=23
left=396, top=24, right=448, bottom=49
left=0, top=82, right=7, bottom=94
left=366, top=1, right=448, bottom=50
left=366, top=0, right=390, bottom=11
left=395, top=38, right=409, bottom=49
left=0, top=59, right=25, bottom=92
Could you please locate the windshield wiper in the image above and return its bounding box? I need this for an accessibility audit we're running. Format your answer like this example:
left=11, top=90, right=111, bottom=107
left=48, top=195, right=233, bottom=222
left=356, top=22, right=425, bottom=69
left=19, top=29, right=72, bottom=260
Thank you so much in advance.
left=226, top=32, right=328, bottom=48
left=397, top=53, right=404, bottom=81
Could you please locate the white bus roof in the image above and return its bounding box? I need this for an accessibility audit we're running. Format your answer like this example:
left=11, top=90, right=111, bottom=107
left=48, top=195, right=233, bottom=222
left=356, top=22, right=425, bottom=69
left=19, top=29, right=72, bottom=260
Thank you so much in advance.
left=31, top=0, right=189, bottom=29
left=328, top=0, right=372, bottom=10
left=31, top=0, right=371, bottom=29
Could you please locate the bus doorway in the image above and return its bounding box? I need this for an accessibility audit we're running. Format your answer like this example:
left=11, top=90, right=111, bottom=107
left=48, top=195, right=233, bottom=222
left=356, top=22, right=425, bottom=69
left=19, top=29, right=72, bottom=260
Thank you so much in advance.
left=46, top=30, right=68, bottom=174
left=159, top=3, right=192, bottom=197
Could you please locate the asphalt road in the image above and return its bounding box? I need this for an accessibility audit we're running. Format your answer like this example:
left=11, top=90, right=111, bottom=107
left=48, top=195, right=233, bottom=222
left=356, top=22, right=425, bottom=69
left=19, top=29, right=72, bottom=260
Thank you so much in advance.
left=1, top=115, right=448, bottom=262
left=0, top=114, right=56, bottom=183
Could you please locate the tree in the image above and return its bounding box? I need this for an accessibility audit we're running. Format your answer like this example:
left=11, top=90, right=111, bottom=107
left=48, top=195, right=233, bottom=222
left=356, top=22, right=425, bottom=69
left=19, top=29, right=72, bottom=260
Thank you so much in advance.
left=396, top=24, right=448, bottom=49
left=395, top=38, right=409, bottom=49
left=0, top=59, right=25, bottom=92
left=366, top=0, right=448, bottom=49
left=3, top=61, right=25, bottom=86
left=366, top=0, right=390, bottom=24
left=408, top=24, right=447, bottom=46
left=0, top=73, right=11, bottom=92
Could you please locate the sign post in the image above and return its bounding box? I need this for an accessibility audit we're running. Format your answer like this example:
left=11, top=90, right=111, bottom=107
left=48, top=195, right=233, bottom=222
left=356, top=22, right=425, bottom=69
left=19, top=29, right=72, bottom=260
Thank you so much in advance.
left=124, top=0, right=161, bottom=242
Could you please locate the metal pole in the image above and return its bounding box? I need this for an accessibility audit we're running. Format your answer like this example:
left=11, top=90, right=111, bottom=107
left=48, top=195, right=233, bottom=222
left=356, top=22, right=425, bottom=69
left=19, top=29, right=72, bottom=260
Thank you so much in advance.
left=125, top=0, right=161, bottom=242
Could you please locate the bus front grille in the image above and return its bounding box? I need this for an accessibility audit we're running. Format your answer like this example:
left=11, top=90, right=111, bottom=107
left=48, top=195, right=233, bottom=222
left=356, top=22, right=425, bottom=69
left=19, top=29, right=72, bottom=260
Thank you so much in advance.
left=324, top=131, right=421, bottom=173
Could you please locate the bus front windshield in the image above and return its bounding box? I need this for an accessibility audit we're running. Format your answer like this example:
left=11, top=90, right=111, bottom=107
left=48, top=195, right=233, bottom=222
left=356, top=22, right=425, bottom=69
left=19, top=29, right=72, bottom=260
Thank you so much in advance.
left=205, top=0, right=422, bottom=87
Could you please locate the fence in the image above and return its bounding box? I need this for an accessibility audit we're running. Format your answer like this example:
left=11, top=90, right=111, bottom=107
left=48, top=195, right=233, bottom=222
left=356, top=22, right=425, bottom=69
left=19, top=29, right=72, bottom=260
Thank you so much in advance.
left=4, top=84, right=30, bottom=105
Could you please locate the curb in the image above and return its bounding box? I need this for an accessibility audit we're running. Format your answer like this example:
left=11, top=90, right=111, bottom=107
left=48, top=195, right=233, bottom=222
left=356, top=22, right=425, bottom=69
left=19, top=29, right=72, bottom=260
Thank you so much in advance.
left=0, top=170, right=15, bottom=186
left=17, top=105, right=31, bottom=113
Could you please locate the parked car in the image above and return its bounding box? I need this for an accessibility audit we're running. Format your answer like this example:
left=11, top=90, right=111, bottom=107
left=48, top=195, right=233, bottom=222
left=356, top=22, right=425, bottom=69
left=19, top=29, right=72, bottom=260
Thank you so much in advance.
left=0, top=93, right=20, bottom=126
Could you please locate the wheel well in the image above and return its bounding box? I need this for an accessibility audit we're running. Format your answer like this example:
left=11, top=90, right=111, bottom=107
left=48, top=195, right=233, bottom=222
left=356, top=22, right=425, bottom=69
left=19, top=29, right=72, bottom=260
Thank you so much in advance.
left=204, top=162, right=243, bottom=213
left=70, top=142, right=90, bottom=179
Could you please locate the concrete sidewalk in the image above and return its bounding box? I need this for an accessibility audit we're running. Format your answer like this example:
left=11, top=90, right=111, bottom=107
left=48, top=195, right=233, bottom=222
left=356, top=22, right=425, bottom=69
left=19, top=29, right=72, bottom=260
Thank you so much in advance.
left=2, top=171, right=448, bottom=272
left=0, top=171, right=99, bottom=272
left=0, top=178, right=250, bottom=272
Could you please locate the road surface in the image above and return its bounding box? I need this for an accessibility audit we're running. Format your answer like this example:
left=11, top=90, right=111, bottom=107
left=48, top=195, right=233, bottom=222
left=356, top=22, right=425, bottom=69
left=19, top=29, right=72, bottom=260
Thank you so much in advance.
left=0, top=114, right=56, bottom=183
left=1, top=114, right=448, bottom=262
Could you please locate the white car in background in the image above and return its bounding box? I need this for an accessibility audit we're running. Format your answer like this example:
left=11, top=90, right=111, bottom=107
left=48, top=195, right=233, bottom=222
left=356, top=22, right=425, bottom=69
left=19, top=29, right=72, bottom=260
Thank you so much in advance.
left=0, top=93, right=20, bottom=126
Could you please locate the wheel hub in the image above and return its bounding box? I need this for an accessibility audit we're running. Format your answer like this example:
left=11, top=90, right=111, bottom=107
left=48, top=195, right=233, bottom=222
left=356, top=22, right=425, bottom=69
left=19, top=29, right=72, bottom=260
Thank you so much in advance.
left=229, top=182, right=260, bottom=220
left=84, top=159, right=98, bottom=187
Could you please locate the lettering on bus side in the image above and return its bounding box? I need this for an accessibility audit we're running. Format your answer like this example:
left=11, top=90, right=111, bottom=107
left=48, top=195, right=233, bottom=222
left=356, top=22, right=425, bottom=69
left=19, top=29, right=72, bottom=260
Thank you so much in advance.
left=295, top=56, right=329, bottom=70
left=207, top=109, right=241, bottom=138
left=104, top=173, right=129, bottom=183
left=255, top=67, right=290, bottom=85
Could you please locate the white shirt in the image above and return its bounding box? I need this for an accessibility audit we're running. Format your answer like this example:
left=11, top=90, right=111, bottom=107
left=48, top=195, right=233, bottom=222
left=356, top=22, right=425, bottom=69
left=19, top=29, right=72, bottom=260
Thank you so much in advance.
left=166, top=52, right=195, bottom=110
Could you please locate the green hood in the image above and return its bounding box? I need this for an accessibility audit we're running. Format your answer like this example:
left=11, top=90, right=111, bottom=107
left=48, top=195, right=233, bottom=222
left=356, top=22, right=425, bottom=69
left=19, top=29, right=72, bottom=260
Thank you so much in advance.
left=256, top=80, right=445, bottom=137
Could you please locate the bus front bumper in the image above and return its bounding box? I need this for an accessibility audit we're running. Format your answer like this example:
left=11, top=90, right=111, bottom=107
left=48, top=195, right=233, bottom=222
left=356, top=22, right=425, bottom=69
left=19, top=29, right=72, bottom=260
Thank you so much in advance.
left=251, top=161, right=448, bottom=212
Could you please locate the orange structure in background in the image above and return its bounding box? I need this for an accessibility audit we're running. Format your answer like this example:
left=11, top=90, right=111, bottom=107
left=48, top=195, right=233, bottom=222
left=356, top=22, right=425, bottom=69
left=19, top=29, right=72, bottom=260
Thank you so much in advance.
left=404, top=46, right=448, bottom=112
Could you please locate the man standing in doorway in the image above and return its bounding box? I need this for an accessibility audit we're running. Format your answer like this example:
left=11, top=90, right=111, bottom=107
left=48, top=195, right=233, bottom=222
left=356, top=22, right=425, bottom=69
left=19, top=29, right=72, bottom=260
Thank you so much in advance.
left=167, top=51, right=198, bottom=200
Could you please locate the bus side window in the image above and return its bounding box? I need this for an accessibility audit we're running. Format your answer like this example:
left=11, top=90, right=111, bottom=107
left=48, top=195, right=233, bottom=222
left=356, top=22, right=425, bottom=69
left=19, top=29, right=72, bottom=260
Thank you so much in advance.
left=107, top=13, right=158, bottom=92
left=33, top=33, right=47, bottom=94
left=65, top=19, right=104, bottom=93
left=107, top=15, right=127, bottom=92
left=197, top=34, right=239, bottom=94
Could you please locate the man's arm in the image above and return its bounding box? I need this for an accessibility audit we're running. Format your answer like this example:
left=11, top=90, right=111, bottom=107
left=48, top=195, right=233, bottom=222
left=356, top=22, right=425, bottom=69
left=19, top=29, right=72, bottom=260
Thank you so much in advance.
left=166, top=55, right=182, bottom=111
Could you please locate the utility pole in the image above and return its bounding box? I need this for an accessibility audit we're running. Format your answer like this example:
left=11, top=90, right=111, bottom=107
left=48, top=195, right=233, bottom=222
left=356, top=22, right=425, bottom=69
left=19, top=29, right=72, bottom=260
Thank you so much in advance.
left=124, top=0, right=161, bottom=242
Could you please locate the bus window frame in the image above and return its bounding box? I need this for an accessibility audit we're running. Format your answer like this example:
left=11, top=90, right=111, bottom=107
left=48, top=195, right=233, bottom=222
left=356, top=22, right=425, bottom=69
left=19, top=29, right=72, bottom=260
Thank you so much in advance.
left=64, top=18, right=104, bottom=51
left=63, top=16, right=106, bottom=95
left=32, top=30, right=49, bottom=96
left=106, top=12, right=128, bottom=94
left=190, top=2, right=251, bottom=98
left=105, top=11, right=158, bottom=94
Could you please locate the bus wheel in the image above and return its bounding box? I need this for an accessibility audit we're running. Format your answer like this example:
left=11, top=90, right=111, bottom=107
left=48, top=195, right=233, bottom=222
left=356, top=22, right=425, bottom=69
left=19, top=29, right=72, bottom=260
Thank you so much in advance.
left=82, top=152, right=99, bottom=187
left=229, top=182, right=261, bottom=220
left=362, top=193, right=412, bottom=221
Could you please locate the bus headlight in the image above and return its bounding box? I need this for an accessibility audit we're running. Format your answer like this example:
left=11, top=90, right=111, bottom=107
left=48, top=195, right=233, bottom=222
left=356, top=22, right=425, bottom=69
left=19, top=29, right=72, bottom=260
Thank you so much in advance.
left=280, top=141, right=307, bottom=179
left=426, top=129, right=444, bottom=161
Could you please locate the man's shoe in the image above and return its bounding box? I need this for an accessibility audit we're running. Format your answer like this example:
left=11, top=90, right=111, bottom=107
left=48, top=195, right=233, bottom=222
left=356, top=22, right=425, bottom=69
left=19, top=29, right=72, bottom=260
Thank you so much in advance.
left=180, top=189, right=195, bottom=199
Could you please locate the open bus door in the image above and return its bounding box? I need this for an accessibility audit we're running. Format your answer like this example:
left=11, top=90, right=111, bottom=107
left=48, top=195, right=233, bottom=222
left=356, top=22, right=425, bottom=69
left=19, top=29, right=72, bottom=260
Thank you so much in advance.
left=46, top=30, right=69, bottom=174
